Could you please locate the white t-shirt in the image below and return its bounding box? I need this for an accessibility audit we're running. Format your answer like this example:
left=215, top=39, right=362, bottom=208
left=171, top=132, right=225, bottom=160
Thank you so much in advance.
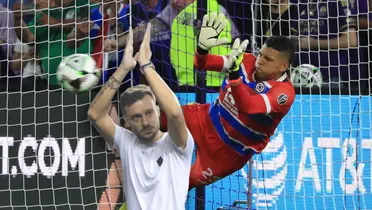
left=113, top=125, right=194, bottom=210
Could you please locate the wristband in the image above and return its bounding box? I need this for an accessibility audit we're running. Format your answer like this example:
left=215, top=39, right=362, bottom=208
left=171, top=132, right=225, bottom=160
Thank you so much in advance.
left=197, top=46, right=209, bottom=55
left=140, top=61, right=155, bottom=74
left=228, top=70, right=240, bottom=80
left=229, top=77, right=242, bottom=86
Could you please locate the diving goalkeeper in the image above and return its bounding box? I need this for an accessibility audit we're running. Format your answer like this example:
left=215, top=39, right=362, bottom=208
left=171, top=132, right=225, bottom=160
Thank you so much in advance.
left=161, top=13, right=296, bottom=189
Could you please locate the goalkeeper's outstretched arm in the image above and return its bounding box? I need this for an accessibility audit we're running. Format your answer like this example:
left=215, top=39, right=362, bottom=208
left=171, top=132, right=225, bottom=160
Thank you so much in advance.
left=136, top=24, right=188, bottom=149
left=87, top=28, right=137, bottom=149
left=228, top=77, right=295, bottom=115
left=194, top=49, right=228, bottom=72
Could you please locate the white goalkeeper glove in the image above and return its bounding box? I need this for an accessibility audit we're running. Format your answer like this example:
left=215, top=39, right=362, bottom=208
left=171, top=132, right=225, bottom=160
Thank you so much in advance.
left=198, top=12, right=230, bottom=51
left=226, top=38, right=249, bottom=72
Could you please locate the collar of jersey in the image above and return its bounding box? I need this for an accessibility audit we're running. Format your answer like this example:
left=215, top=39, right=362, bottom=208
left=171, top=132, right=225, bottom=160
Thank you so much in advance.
left=251, top=71, right=287, bottom=82
left=140, top=132, right=167, bottom=147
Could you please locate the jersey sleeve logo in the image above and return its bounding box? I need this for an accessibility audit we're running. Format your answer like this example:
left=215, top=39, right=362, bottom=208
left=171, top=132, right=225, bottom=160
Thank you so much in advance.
left=255, top=82, right=265, bottom=93
left=277, top=93, right=288, bottom=105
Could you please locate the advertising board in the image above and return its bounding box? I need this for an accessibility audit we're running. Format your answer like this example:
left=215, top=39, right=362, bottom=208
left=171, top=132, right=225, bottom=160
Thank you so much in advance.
left=1, top=91, right=371, bottom=210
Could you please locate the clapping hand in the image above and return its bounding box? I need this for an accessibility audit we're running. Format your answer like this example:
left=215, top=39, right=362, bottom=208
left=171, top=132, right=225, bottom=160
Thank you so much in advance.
left=135, top=23, right=152, bottom=66
left=119, top=28, right=137, bottom=72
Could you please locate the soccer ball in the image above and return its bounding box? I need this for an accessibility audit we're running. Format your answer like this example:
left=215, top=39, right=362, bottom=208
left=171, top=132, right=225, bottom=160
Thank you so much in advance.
left=57, top=54, right=101, bottom=93
left=290, top=64, right=323, bottom=88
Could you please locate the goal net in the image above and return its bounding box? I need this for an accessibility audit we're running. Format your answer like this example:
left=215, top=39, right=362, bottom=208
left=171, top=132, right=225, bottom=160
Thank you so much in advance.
left=0, top=0, right=131, bottom=209
left=193, top=0, right=372, bottom=209
left=0, top=0, right=371, bottom=209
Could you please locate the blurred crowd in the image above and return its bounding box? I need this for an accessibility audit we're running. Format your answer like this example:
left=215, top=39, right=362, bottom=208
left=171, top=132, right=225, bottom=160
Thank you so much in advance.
left=0, top=0, right=370, bottom=92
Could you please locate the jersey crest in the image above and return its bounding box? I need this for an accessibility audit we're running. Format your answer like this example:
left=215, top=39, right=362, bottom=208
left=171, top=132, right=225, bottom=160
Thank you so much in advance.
left=255, top=82, right=265, bottom=93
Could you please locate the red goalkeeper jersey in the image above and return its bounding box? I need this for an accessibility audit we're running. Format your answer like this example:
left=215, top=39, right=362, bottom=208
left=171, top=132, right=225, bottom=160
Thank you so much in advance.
left=194, top=52, right=295, bottom=156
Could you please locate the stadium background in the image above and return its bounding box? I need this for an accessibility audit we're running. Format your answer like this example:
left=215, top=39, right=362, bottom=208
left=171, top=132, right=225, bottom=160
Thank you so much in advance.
left=0, top=0, right=371, bottom=209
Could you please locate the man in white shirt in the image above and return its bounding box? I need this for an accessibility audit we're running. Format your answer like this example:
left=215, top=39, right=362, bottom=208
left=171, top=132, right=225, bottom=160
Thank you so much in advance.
left=88, top=24, right=194, bottom=210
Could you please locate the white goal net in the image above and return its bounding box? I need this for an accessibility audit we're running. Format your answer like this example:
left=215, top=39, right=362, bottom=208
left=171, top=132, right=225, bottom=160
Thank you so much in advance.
left=195, top=0, right=372, bottom=209
left=0, top=0, right=130, bottom=209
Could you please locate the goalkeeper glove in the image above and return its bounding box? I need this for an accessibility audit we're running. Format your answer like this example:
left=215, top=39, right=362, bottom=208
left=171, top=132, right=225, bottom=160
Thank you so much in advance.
left=227, top=38, right=249, bottom=72
left=198, top=12, right=229, bottom=53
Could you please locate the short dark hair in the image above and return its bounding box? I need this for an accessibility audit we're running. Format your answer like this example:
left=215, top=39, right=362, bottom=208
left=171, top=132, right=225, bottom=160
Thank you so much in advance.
left=120, top=85, right=155, bottom=115
left=264, top=36, right=295, bottom=64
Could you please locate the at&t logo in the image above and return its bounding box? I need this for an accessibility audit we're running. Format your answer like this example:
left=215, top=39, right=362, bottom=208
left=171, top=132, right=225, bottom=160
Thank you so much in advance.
left=241, top=132, right=287, bottom=209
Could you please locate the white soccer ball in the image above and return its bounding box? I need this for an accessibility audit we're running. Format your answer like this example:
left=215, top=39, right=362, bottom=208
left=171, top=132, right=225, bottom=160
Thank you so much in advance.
left=57, top=54, right=101, bottom=93
left=290, top=64, right=323, bottom=88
